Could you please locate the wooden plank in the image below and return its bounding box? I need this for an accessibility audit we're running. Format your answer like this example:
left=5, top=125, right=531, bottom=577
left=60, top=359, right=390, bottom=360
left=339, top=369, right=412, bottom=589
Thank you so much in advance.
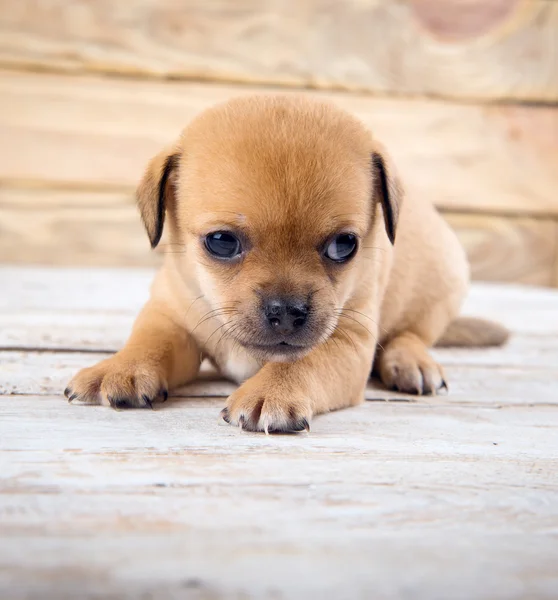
left=3, top=186, right=556, bottom=285
left=3, top=348, right=558, bottom=406
left=462, top=283, right=558, bottom=335
left=0, top=0, right=556, bottom=103
left=0, top=267, right=150, bottom=351
left=432, top=334, right=558, bottom=369
left=1, top=396, right=557, bottom=599
left=0, top=267, right=152, bottom=314
left=1, top=71, right=557, bottom=216
left=444, top=212, right=558, bottom=286
left=0, top=187, right=160, bottom=267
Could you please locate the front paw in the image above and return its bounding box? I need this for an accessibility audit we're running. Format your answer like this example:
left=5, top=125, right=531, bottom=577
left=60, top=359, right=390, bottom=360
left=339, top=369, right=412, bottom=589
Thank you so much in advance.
left=64, top=355, right=168, bottom=409
left=221, top=374, right=311, bottom=433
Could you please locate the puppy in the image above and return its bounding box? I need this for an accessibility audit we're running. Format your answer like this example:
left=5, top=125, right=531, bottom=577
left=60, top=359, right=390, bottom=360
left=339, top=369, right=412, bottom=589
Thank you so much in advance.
left=65, top=95, right=507, bottom=432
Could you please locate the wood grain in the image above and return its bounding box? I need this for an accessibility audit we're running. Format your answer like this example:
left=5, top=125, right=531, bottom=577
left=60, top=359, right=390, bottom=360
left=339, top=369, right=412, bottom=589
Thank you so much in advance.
left=445, top=212, right=558, bottom=286
left=1, top=186, right=556, bottom=285
left=1, top=396, right=557, bottom=599
left=0, top=187, right=160, bottom=267
left=3, top=348, right=558, bottom=406
left=1, top=71, right=557, bottom=217
left=0, top=0, right=556, bottom=102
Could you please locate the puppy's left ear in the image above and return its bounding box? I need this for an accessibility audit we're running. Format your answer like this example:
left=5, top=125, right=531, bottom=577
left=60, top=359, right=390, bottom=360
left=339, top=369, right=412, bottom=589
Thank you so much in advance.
left=371, top=146, right=403, bottom=245
left=136, top=145, right=181, bottom=248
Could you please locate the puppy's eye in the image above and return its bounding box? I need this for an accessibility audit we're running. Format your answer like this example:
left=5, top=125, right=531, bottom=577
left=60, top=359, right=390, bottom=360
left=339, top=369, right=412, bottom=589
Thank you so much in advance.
left=205, top=231, right=242, bottom=259
left=324, top=233, right=358, bottom=263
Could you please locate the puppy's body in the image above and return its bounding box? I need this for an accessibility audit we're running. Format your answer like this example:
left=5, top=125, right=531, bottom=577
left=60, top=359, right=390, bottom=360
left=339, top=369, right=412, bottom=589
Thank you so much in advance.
left=66, top=96, right=505, bottom=431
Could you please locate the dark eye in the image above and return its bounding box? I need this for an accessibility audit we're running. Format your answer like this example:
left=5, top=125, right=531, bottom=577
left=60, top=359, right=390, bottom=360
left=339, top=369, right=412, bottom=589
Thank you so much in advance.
left=324, top=233, right=358, bottom=263
left=205, top=231, right=242, bottom=259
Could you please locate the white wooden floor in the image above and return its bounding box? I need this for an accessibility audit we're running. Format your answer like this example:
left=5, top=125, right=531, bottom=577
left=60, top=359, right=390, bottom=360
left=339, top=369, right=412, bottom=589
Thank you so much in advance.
left=1, top=267, right=558, bottom=600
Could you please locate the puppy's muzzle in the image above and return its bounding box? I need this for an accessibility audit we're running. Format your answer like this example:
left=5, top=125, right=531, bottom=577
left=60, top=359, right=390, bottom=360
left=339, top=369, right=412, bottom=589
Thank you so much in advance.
left=239, top=293, right=324, bottom=360
left=264, top=297, right=309, bottom=336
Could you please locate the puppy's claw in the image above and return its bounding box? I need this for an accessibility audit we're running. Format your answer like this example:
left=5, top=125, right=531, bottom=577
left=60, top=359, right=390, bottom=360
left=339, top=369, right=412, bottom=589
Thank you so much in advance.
left=64, top=386, right=78, bottom=403
left=290, top=418, right=310, bottom=433
left=239, top=414, right=246, bottom=430
left=220, top=407, right=231, bottom=424
left=441, top=379, right=448, bottom=392
left=142, top=395, right=154, bottom=410
left=109, top=396, right=130, bottom=411
left=160, top=389, right=169, bottom=403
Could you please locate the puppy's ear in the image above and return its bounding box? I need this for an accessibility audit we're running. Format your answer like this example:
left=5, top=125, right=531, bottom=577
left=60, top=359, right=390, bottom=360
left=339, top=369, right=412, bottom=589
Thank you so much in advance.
left=371, top=146, right=403, bottom=245
left=136, top=147, right=181, bottom=248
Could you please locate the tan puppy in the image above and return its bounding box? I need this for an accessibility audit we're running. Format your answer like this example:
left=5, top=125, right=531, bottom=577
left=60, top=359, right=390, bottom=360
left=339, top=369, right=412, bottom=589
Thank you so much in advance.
left=65, top=95, right=507, bottom=432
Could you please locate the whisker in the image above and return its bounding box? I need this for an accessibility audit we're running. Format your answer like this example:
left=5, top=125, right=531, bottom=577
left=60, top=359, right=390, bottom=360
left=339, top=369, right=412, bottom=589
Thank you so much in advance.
left=336, top=308, right=389, bottom=337
left=336, top=312, right=375, bottom=338
left=335, top=311, right=386, bottom=353
left=324, top=325, right=343, bottom=353
left=216, top=320, right=242, bottom=350
left=228, top=329, right=245, bottom=356
left=205, top=318, right=237, bottom=346
left=192, top=305, right=240, bottom=332
left=194, top=311, right=239, bottom=332
left=194, top=308, right=237, bottom=327
left=197, top=306, right=239, bottom=321
left=330, top=322, right=358, bottom=353
left=185, top=294, right=204, bottom=319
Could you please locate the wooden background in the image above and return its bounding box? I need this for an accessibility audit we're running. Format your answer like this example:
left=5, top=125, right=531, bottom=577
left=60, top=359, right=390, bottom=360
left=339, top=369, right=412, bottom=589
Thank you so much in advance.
left=0, top=0, right=557, bottom=286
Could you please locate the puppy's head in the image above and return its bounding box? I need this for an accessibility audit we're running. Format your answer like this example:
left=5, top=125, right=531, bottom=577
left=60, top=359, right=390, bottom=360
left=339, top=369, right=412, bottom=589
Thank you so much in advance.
left=137, top=96, right=401, bottom=361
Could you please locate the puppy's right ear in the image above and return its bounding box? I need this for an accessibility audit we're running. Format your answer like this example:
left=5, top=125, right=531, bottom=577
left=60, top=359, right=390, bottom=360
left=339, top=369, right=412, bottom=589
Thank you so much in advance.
left=136, top=147, right=181, bottom=248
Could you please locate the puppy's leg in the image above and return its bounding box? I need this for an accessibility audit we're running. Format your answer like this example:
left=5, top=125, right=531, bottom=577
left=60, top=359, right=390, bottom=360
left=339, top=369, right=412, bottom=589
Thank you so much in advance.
left=375, top=332, right=446, bottom=395
left=65, top=300, right=201, bottom=408
left=222, top=326, right=376, bottom=432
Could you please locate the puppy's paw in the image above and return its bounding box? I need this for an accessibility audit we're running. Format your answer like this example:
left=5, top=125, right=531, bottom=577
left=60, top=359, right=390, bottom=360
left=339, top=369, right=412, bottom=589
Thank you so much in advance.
left=64, top=356, right=168, bottom=409
left=378, top=344, right=446, bottom=396
left=221, top=374, right=311, bottom=433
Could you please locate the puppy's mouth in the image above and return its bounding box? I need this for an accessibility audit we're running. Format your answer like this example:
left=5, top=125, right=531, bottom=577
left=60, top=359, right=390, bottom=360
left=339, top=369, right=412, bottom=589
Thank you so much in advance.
left=243, top=340, right=311, bottom=360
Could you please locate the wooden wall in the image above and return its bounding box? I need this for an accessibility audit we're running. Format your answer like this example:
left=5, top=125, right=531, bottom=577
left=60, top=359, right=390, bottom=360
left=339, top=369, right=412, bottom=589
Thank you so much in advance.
left=0, top=0, right=557, bottom=285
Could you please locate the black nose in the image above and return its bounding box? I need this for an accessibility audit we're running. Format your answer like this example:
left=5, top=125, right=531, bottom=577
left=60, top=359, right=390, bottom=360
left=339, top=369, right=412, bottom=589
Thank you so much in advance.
left=264, top=298, right=309, bottom=335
